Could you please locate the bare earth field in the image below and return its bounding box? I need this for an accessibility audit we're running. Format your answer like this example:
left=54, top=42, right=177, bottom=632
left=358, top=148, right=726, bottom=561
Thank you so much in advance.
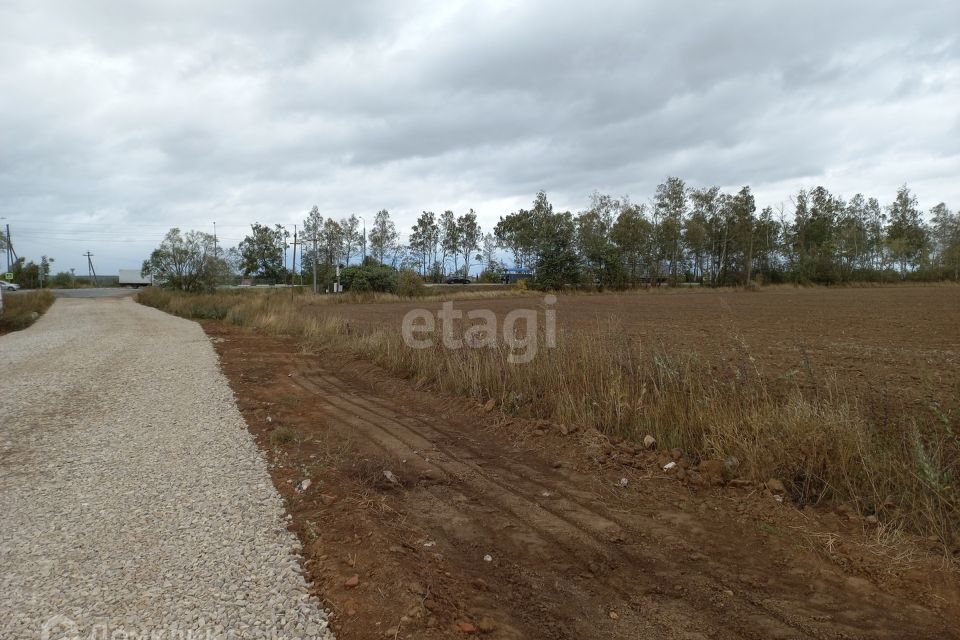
left=204, top=284, right=960, bottom=639
left=318, top=285, right=960, bottom=414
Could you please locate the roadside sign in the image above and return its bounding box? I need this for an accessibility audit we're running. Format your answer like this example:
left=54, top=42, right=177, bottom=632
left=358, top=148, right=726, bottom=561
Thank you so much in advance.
left=3, top=273, right=11, bottom=281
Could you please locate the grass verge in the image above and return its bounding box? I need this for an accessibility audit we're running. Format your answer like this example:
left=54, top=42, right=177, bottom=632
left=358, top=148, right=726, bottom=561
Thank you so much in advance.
left=0, top=290, right=55, bottom=333
left=140, top=287, right=958, bottom=547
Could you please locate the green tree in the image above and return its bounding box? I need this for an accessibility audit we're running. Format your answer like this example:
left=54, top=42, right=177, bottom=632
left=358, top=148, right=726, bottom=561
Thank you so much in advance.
left=886, top=185, right=928, bottom=274
left=409, top=211, right=439, bottom=277
left=788, top=187, right=844, bottom=283
left=529, top=192, right=581, bottom=289
left=340, top=215, right=363, bottom=266
left=653, top=177, right=687, bottom=284
left=397, top=268, right=426, bottom=297
left=238, top=223, right=288, bottom=281
left=611, top=204, right=654, bottom=285
left=478, top=232, right=503, bottom=280
left=50, top=271, right=74, bottom=288
left=689, top=187, right=727, bottom=284
left=302, top=206, right=324, bottom=290
left=494, top=208, right=537, bottom=269
left=752, top=206, right=782, bottom=282
left=341, top=262, right=397, bottom=293
left=683, top=213, right=709, bottom=282
left=838, top=194, right=872, bottom=278
left=577, top=192, right=624, bottom=287
left=931, top=203, right=960, bottom=279
left=727, top=187, right=757, bottom=285
left=368, top=209, right=398, bottom=265
left=38, top=255, right=54, bottom=288
left=11, top=258, right=40, bottom=289
left=457, top=209, right=482, bottom=277
left=142, top=228, right=226, bottom=291
left=320, top=218, right=344, bottom=271
left=440, top=210, right=460, bottom=273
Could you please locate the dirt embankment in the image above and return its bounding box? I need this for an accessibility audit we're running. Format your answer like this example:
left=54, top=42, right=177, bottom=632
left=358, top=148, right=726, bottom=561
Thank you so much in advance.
left=208, top=321, right=960, bottom=640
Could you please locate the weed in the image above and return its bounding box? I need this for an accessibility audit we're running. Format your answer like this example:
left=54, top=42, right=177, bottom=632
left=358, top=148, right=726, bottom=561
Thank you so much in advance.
left=139, top=287, right=959, bottom=545
left=269, top=426, right=297, bottom=446
left=0, top=290, right=55, bottom=333
left=397, top=269, right=427, bottom=298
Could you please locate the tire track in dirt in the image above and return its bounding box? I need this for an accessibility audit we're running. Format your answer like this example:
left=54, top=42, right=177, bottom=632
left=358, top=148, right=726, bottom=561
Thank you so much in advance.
left=289, top=367, right=887, bottom=640
left=302, top=372, right=836, bottom=636
left=291, top=376, right=712, bottom=638
left=206, top=323, right=957, bottom=640
left=298, top=368, right=953, bottom=639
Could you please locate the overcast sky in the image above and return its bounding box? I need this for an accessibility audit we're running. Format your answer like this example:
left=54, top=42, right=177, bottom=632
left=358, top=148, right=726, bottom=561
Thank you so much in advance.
left=1, top=0, right=958, bottom=275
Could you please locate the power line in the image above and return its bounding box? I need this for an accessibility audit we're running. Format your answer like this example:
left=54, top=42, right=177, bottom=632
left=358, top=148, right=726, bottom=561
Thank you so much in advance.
left=0, top=218, right=258, bottom=230
left=5, top=223, right=16, bottom=271
left=84, top=252, right=99, bottom=287
left=290, top=225, right=300, bottom=286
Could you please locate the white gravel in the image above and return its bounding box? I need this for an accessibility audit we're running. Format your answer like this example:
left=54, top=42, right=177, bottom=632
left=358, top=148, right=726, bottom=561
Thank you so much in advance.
left=0, top=297, right=332, bottom=639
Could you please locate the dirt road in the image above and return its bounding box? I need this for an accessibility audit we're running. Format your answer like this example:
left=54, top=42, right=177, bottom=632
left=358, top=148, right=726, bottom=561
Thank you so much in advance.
left=0, top=298, right=331, bottom=639
left=209, top=322, right=960, bottom=640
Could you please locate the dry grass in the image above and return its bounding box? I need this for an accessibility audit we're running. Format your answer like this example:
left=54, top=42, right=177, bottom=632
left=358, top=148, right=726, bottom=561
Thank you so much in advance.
left=269, top=425, right=297, bottom=446
left=214, top=284, right=534, bottom=306
left=0, top=290, right=55, bottom=333
left=139, top=287, right=959, bottom=546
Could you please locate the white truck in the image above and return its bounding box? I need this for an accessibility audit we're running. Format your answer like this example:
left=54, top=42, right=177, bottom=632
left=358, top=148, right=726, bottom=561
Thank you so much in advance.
left=118, top=269, right=153, bottom=287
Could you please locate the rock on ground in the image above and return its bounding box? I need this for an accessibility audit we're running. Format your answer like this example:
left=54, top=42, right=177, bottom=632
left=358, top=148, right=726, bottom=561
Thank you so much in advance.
left=0, top=297, right=332, bottom=639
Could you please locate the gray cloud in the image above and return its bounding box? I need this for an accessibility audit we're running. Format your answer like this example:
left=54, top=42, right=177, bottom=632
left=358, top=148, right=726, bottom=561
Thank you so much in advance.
left=1, top=0, right=958, bottom=273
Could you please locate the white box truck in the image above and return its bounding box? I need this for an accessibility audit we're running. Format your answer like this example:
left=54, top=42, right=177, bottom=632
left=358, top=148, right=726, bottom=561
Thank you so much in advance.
left=118, top=269, right=153, bottom=287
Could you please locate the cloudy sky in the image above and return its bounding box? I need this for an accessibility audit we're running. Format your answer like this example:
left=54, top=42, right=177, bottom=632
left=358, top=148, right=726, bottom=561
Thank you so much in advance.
left=1, top=0, right=958, bottom=274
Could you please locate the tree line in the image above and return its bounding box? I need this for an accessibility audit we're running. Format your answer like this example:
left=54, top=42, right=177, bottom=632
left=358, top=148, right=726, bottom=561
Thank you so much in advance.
left=495, top=180, right=959, bottom=289
left=142, top=177, right=960, bottom=291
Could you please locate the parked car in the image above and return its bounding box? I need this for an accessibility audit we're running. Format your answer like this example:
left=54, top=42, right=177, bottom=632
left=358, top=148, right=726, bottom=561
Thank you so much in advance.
left=444, top=277, right=471, bottom=285
left=0, top=282, right=20, bottom=291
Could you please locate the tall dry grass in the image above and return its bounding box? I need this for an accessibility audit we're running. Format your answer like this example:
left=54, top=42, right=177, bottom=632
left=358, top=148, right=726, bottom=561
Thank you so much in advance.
left=139, top=287, right=958, bottom=546
left=0, top=290, right=55, bottom=332
left=223, top=284, right=534, bottom=305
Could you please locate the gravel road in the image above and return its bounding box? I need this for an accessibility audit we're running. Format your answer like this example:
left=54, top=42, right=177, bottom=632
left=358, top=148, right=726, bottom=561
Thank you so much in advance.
left=0, top=297, right=332, bottom=639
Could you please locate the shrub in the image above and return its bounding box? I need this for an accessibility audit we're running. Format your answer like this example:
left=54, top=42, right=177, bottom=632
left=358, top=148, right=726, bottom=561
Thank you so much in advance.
left=50, top=272, right=74, bottom=288
left=269, top=426, right=296, bottom=445
left=396, top=269, right=426, bottom=297
left=189, top=304, right=228, bottom=320
left=0, top=290, right=55, bottom=333
left=341, top=264, right=397, bottom=293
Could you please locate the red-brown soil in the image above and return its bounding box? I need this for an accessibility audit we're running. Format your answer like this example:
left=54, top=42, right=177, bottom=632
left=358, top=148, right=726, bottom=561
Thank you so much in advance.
left=316, top=285, right=960, bottom=414
left=207, top=316, right=960, bottom=640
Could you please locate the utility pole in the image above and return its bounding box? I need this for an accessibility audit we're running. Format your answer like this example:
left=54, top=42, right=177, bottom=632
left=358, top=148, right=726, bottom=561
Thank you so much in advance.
left=283, top=231, right=288, bottom=276
left=5, top=223, right=17, bottom=272
left=309, top=234, right=319, bottom=294
left=213, top=221, right=218, bottom=257
left=290, top=225, right=300, bottom=286
left=358, top=216, right=366, bottom=264
left=84, top=251, right=99, bottom=287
